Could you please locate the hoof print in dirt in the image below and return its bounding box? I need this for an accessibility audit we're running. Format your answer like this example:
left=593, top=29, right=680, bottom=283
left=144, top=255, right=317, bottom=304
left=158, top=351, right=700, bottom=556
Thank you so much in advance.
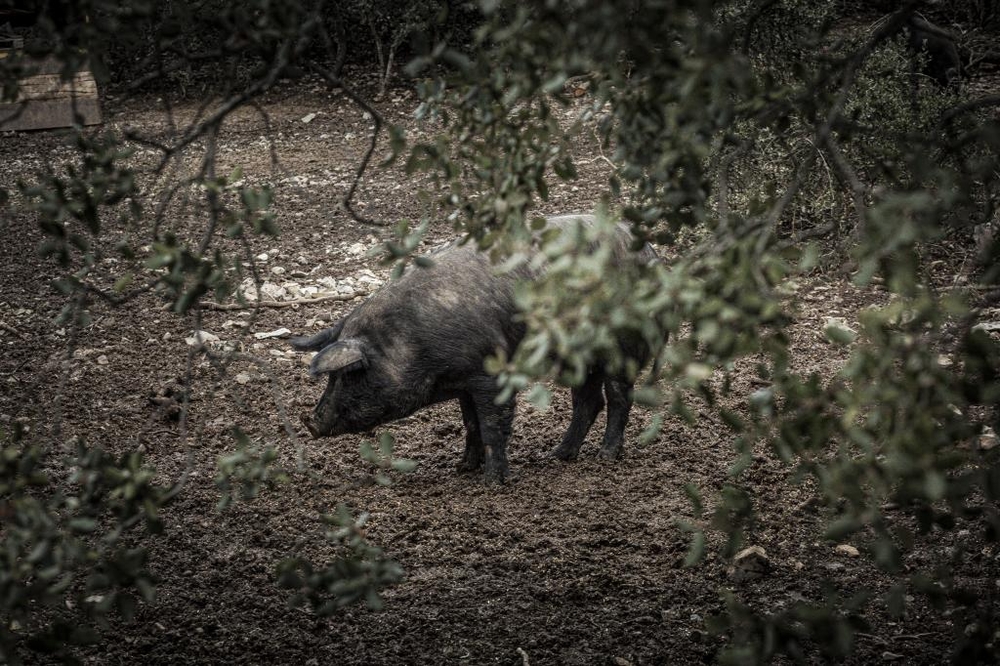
left=294, top=215, right=661, bottom=482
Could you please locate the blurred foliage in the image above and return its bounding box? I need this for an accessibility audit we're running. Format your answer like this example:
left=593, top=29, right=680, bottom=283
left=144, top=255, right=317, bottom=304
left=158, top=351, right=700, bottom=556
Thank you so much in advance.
left=276, top=505, right=405, bottom=614
left=2, top=0, right=1000, bottom=662
left=215, top=428, right=289, bottom=511
left=273, top=434, right=411, bottom=612
left=0, top=427, right=172, bottom=664
left=403, top=0, right=1000, bottom=662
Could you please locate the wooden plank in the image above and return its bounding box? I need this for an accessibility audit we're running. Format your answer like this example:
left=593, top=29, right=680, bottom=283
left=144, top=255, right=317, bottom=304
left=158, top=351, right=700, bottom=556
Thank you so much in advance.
left=0, top=58, right=101, bottom=131
left=0, top=37, right=24, bottom=52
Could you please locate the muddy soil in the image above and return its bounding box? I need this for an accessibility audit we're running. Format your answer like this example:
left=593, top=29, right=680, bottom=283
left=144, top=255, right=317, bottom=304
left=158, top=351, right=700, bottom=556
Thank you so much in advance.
left=0, top=77, right=997, bottom=665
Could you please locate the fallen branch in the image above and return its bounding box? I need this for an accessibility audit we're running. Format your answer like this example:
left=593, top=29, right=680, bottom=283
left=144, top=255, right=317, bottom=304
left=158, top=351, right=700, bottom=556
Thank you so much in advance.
left=200, top=292, right=368, bottom=311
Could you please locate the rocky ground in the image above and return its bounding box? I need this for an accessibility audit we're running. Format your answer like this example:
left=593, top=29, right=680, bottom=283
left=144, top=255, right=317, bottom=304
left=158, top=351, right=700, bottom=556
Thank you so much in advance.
left=1, top=74, right=998, bottom=665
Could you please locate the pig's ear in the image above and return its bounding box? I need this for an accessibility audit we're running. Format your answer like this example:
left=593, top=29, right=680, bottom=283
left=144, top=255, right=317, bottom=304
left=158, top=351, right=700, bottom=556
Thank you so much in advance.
left=310, top=338, right=368, bottom=376
left=291, top=319, right=346, bottom=351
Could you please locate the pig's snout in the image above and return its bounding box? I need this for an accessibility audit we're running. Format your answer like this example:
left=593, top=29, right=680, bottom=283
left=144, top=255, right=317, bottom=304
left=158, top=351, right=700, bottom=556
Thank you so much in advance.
left=300, top=412, right=321, bottom=439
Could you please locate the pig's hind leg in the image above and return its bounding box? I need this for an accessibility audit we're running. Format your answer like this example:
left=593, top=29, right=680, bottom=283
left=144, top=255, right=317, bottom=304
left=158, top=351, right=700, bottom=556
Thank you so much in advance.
left=552, top=372, right=606, bottom=461
left=457, top=393, right=485, bottom=473
left=598, top=376, right=632, bottom=460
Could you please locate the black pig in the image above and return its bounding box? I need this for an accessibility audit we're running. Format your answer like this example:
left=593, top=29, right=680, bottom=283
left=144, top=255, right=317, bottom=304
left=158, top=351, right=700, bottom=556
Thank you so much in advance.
left=292, top=214, right=659, bottom=482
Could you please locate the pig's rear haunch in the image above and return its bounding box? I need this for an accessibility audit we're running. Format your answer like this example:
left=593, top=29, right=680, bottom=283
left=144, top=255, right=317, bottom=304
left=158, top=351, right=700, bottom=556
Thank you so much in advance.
left=292, top=214, right=660, bottom=483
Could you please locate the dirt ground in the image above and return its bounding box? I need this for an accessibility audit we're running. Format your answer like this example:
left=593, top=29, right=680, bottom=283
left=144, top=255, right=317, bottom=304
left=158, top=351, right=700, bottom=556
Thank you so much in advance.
left=1, top=77, right=997, bottom=665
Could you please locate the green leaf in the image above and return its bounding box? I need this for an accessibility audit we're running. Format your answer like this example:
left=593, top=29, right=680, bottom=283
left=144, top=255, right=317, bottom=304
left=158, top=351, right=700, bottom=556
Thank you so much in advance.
left=390, top=458, right=417, bottom=473
left=113, top=273, right=134, bottom=293
left=525, top=384, right=552, bottom=410
left=69, top=517, right=97, bottom=533
left=824, top=323, right=856, bottom=345
left=684, top=530, right=706, bottom=567
left=824, top=516, right=862, bottom=541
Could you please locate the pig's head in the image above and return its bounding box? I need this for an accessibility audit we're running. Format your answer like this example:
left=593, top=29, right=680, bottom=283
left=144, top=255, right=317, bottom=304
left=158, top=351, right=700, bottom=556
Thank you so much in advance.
left=292, top=326, right=394, bottom=438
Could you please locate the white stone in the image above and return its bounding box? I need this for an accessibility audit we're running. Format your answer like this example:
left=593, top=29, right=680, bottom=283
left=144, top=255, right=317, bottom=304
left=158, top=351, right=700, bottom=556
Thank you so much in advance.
left=235, top=373, right=251, bottom=385
left=185, top=331, right=220, bottom=347
left=256, top=253, right=269, bottom=262
left=271, top=266, right=286, bottom=276
left=254, top=328, right=292, bottom=340
left=259, top=282, right=287, bottom=301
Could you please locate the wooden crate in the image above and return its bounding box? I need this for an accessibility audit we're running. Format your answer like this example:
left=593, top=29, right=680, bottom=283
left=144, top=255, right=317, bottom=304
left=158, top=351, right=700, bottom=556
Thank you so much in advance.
left=0, top=52, right=102, bottom=132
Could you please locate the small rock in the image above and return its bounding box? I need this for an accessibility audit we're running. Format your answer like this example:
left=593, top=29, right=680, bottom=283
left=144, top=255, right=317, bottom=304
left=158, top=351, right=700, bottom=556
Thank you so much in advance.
left=96, top=355, right=109, bottom=365
left=347, top=242, right=366, bottom=255
left=256, top=253, right=269, bottom=262
left=259, top=282, right=287, bottom=301
left=235, top=373, right=251, bottom=385
left=980, top=426, right=997, bottom=451
left=732, top=546, right=771, bottom=581
left=612, top=658, right=633, bottom=666
left=271, top=266, right=286, bottom=276
left=185, top=331, right=220, bottom=347
left=254, top=328, right=292, bottom=340
left=300, top=352, right=317, bottom=367
left=301, top=286, right=319, bottom=298
left=883, top=652, right=904, bottom=661
left=301, top=112, right=317, bottom=124
left=835, top=544, right=860, bottom=557
left=972, top=321, right=1000, bottom=333
left=357, top=270, right=383, bottom=286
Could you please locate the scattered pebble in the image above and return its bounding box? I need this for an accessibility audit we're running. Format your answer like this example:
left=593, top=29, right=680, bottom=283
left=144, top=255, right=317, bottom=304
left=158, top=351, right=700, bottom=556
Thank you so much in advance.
left=731, top=546, right=770, bottom=581
left=185, top=331, right=220, bottom=347
left=980, top=426, right=997, bottom=451
left=254, top=328, right=292, bottom=340
left=836, top=544, right=860, bottom=557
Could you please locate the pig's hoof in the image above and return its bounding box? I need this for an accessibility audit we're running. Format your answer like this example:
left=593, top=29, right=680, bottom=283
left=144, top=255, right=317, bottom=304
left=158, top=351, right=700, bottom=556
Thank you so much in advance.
left=456, top=459, right=484, bottom=474
left=300, top=412, right=320, bottom=439
left=483, top=464, right=512, bottom=485
left=484, top=470, right=516, bottom=485
left=550, top=445, right=578, bottom=461
left=597, top=445, right=622, bottom=461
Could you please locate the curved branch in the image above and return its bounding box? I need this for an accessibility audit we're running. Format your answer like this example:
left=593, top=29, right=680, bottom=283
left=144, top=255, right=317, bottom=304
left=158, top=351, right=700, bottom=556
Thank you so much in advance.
left=304, top=59, right=388, bottom=227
